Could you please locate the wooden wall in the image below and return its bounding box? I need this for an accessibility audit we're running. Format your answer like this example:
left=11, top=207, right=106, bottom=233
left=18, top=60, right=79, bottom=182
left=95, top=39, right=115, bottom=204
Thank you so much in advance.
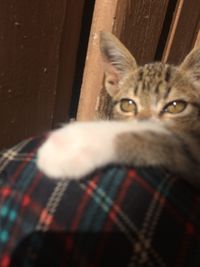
left=0, top=0, right=85, bottom=148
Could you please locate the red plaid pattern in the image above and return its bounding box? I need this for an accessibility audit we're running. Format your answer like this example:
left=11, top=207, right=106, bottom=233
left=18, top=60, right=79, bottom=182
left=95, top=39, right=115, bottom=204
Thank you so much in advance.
left=0, top=135, right=199, bottom=267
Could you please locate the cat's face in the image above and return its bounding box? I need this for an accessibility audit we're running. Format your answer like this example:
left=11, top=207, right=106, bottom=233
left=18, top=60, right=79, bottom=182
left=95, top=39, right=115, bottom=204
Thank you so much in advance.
left=110, top=63, right=200, bottom=130
left=100, top=32, right=200, bottom=132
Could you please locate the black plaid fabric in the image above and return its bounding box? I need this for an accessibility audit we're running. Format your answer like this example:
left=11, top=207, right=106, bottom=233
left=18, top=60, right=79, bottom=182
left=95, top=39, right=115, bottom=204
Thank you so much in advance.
left=0, top=135, right=199, bottom=267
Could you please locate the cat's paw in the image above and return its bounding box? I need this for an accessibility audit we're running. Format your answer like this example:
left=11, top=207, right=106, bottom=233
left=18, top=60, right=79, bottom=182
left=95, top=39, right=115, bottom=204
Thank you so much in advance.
left=37, top=122, right=115, bottom=180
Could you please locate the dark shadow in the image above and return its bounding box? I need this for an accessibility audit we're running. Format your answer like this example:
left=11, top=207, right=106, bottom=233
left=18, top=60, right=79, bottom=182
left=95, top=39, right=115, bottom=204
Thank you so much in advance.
left=69, top=0, right=96, bottom=118
left=10, top=231, right=132, bottom=267
left=154, top=0, right=178, bottom=61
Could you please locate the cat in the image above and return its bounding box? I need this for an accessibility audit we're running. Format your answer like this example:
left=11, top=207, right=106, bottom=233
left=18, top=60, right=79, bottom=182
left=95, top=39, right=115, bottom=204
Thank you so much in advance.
left=37, top=32, right=200, bottom=188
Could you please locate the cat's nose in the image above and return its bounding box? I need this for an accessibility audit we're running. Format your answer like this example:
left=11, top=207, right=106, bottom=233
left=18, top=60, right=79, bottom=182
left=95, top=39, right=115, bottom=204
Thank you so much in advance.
left=137, top=117, right=150, bottom=121
left=137, top=112, right=151, bottom=120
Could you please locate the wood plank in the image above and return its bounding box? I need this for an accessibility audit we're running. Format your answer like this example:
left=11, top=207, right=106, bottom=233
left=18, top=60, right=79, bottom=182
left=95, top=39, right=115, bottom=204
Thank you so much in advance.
left=77, top=0, right=118, bottom=121
left=163, top=0, right=200, bottom=64
left=0, top=0, right=69, bottom=148
left=52, top=0, right=85, bottom=126
left=162, top=0, right=184, bottom=63
left=114, top=0, right=170, bottom=64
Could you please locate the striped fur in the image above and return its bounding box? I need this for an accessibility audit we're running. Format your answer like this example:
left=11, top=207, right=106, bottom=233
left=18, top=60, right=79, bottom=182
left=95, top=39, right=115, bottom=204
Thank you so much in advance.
left=37, top=32, right=200, bottom=188
left=100, top=32, right=200, bottom=187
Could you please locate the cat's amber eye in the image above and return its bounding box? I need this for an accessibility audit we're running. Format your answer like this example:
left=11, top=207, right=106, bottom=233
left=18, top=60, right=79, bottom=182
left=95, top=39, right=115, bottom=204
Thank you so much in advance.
left=120, top=98, right=137, bottom=113
left=163, top=100, right=187, bottom=114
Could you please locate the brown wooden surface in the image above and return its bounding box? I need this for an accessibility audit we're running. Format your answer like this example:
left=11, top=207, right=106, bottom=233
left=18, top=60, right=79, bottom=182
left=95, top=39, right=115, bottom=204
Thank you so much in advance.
left=163, top=0, right=200, bottom=64
left=113, top=0, right=170, bottom=64
left=52, top=0, right=85, bottom=127
left=77, top=0, right=119, bottom=121
left=0, top=0, right=84, bottom=148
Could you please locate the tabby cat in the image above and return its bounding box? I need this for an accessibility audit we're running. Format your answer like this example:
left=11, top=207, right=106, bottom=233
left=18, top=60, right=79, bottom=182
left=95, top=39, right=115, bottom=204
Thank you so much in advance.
left=37, top=32, right=200, bottom=188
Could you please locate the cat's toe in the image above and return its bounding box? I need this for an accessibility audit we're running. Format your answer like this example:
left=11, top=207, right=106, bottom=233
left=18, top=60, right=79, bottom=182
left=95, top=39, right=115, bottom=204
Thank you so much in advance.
left=37, top=136, right=70, bottom=179
left=37, top=121, right=115, bottom=180
left=37, top=129, right=98, bottom=180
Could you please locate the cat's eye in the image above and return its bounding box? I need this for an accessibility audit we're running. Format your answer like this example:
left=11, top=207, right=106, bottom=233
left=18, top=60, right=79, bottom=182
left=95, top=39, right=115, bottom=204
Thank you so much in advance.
left=163, top=100, right=187, bottom=114
left=120, top=98, right=137, bottom=113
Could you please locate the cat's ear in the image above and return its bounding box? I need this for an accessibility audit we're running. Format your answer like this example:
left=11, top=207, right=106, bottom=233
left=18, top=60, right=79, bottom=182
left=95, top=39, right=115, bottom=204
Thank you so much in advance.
left=180, top=47, right=200, bottom=87
left=100, top=32, right=137, bottom=96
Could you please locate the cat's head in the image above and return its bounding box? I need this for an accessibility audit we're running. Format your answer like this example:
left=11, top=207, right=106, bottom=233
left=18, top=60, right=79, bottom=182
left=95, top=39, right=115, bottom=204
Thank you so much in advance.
left=100, top=32, right=200, bottom=131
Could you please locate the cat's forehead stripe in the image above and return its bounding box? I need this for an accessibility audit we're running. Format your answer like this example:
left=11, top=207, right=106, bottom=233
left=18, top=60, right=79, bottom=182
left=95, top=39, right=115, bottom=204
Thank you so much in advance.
left=134, top=63, right=172, bottom=99
left=163, top=86, right=171, bottom=99
left=138, top=63, right=170, bottom=79
left=165, top=66, right=171, bottom=82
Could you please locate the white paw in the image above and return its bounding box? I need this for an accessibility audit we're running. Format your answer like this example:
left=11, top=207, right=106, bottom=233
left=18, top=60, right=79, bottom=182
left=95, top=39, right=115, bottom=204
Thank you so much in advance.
left=37, top=122, right=115, bottom=180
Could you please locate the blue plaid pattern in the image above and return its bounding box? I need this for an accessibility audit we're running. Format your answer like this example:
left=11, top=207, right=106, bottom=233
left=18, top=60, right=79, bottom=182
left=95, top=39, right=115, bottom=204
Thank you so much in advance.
left=0, top=135, right=199, bottom=267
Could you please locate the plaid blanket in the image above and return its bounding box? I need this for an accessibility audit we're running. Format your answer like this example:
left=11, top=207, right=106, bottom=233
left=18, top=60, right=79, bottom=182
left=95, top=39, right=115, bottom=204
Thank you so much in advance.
left=0, top=135, right=199, bottom=267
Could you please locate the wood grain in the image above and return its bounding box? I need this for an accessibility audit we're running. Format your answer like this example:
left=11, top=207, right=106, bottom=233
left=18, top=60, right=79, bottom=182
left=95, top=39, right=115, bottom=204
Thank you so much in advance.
left=162, top=0, right=200, bottom=64
left=52, top=0, right=85, bottom=127
left=0, top=0, right=84, bottom=148
left=77, top=0, right=118, bottom=121
left=114, top=0, right=170, bottom=64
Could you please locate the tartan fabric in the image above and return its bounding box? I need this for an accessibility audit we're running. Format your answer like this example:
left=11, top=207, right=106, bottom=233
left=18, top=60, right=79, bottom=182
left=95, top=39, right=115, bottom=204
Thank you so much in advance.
left=0, top=135, right=199, bottom=267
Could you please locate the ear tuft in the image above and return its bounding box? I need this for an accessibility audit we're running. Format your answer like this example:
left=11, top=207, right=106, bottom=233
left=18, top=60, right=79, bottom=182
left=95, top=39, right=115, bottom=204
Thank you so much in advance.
left=100, top=32, right=137, bottom=96
left=180, top=47, right=200, bottom=86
